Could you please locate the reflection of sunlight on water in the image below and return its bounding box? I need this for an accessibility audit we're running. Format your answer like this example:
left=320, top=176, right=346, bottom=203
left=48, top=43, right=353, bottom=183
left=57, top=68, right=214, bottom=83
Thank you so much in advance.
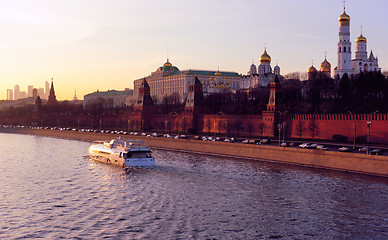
left=1, top=133, right=388, bottom=239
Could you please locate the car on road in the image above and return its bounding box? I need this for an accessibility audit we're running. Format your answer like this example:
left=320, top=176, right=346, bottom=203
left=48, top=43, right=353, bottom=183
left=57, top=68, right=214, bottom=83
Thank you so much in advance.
left=310, top=143, right=319, bottom=149
left=224, top=138, right=235, bottom=143
left=280, top=142, right=290, bottom=147
left=299, top=143, right=312, bottom=149
left=369, top=149, right=383, bottom=155
left=249, top=139, right=260, bottom=145
left=358, top=147, right=368, bottom=152
left=260, top=139, right=271, bottom=144
left=338, top=146, right=353, bottom=152
left=317, top=145, right=330, bottom=151
left=242, top=139, right=250, bottom=144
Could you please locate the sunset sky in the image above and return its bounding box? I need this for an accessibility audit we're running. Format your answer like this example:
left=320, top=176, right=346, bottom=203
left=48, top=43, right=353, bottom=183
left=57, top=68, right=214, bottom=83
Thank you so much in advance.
left=1, top=0, right=387, bottom=100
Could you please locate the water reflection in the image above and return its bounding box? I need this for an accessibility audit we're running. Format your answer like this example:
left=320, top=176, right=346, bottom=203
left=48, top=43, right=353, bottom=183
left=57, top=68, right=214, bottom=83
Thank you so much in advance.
left=0, top=133, right=387, bottom=239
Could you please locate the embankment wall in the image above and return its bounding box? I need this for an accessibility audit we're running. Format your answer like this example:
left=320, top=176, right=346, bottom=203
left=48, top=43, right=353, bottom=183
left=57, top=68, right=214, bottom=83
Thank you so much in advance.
left=1, top=128, right=388, bottom=177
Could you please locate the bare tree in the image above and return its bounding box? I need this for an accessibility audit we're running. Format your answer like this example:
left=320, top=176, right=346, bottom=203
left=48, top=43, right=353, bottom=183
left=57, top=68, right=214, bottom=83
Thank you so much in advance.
left=296, top=120, right=305, bottom=139
left=308, top=119, right=319, bottom=139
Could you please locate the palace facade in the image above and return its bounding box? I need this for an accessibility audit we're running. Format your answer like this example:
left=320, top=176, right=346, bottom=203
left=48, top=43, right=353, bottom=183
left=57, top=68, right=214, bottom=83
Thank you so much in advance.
left=133, top=59, right=241, bottom=103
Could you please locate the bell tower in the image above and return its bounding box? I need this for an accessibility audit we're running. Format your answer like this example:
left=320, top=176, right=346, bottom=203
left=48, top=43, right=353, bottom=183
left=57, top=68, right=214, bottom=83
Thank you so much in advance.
left=334, top=2, right=355, bottom=78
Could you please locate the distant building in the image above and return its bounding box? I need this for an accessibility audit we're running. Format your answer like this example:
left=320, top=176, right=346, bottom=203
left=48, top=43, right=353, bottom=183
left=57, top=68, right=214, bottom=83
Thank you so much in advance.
left=6, top=89, right=13, bottom=100
left=33, top=88, right=38, bottom=100
left=45, top=81, right=50, bottom=100
left=240, top=48, right=284, bottom=89
left=47, top=80, right=57, bottom=105
left=133, top=59, right=241, bottom=103
left=334, top=5, right=381, bottom=78
left=307, top=57, right=332, bottom=80
left=14, top=85, right=20, bottom=100
left=84, top=89, right=134, bottom=109
left=28, top=85, right=33, bottom=98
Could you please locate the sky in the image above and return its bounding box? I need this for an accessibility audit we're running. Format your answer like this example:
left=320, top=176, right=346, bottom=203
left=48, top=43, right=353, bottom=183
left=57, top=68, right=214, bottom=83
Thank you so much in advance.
left=0, top=0, right=387, bottom=100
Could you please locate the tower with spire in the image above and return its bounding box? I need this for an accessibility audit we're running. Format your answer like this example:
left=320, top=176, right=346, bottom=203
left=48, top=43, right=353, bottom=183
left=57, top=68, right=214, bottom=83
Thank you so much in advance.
left=334, top=3, right=355, bottom=78
left=47, top=78, right=57, bottom=105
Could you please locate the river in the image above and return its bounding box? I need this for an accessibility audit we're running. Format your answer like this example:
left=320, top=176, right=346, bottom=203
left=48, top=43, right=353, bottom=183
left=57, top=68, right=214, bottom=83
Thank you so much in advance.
left=0, top=133, right=387, bottom=239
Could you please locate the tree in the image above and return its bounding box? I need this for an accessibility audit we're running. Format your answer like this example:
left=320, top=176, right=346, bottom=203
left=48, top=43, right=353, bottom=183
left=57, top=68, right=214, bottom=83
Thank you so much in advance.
left=338, top=73, right=352, bottom=110
left=257, top=122, right=265, bottom=137
left=296, top=120, right=305, bottom=139
left=308, top=119, right=319, bottom=139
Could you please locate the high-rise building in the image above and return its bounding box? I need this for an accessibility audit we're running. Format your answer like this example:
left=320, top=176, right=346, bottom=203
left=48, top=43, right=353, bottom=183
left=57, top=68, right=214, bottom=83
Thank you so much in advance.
left=14, top=85, right=20, bottom=100
left=7, top=89, right=13, bottom=100
left=45, top=81, right=50, bottom=100
left=33, top=88, right=38, bottom=100
left=28, top=85, right=33, bottom=98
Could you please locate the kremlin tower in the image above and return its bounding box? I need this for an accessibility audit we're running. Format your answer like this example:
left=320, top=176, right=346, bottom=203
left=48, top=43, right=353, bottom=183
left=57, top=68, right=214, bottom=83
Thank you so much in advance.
left=47, top=79, right=57, bottom=105
left=334, top=6, right=354, bottom=78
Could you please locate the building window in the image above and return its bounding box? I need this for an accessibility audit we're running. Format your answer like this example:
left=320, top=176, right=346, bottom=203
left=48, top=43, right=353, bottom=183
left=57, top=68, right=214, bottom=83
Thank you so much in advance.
left=344, top=47, right=346, bottom=52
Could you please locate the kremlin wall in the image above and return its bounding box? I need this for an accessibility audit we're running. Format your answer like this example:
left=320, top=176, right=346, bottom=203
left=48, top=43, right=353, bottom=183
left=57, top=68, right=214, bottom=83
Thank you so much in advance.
left=1, top=6, right=388, bottom=145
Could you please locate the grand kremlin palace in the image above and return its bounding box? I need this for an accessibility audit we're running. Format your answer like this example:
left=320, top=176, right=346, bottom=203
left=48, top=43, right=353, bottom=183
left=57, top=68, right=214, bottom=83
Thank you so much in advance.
left=133, top=59, right=242, bottom=103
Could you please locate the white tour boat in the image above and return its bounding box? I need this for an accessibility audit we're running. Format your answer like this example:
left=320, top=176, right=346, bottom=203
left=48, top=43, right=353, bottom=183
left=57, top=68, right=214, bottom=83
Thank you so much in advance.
left=88, top=138, right=155, bottom=168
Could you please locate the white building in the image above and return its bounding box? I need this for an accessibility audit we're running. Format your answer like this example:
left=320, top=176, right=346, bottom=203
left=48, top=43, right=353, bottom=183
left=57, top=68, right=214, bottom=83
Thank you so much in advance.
left=84, top=89, right=134, bottom=109
left=351, top=33, right=381, bottom=74
left=334, top=6, right=380, bottom=78
left=240, top=48, right=282, bottom=89
left=7, top=89, right=13, bottom=100
left=133, top=59, right=241, bottom=103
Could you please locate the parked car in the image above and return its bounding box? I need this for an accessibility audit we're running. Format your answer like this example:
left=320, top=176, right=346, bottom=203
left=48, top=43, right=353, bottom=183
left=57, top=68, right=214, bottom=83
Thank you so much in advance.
left=249, top=139, right=260, bottom=145
left=358, top=147, right=368, bottom=152
left=260, top=139, right=271, bottom=144
left=242, top=139, right=250, bottom=144
left=317, top=145, right=330, bottom=151
left=338, top=146, right=353, bottom=152
left=224, top=138, right=235, bottom=143
left=299, top=143, right=312, bottom=149
left=369, top=149, right=383, bottom=155
left=280, top=142, right=290, bottom=147
left=193, top=136, right=201, bottom=140
left=310, top=143, right=319, bottom=149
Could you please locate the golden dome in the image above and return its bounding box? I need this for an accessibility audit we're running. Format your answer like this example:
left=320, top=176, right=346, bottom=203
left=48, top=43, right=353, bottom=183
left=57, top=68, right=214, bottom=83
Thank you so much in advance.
left=259, top=48, right=271, bottom=63
left=308, top=65, right=317, bottom=73
left=163, top=59, right=172, bottom=67
left=215, top=71, right=222, bottom=76
left=320, top=58, right=331, bottom=73
left=356, top=34, right=367, bottom=43
left=339, top=11, right=350, bottom=21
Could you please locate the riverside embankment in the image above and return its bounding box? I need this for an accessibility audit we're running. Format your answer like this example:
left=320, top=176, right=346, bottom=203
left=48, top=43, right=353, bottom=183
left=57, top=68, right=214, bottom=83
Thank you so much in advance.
left=2, top=127, right=388, bottom=177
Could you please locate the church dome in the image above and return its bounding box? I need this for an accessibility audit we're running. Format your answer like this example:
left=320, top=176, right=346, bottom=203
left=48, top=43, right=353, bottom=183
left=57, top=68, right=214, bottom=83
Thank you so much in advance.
left=259, top=48, right=271, bottom=63
left=356, top=34, right=367, bottom=43
left=157, top=59, right=179, bottom=72
left=320, top=58, right=331, bottom=72
left=308, top=65, right=317, bottom=73
left=274, top=65, right=280, bottom=75
left=339, top=11, right=350, bottom=21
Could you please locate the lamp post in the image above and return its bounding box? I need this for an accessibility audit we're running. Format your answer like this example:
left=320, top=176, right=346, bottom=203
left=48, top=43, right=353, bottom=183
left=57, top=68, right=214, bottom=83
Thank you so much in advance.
left=367, top=121, right=372, bottom=154
left=277, top=123, right=282, bottom=146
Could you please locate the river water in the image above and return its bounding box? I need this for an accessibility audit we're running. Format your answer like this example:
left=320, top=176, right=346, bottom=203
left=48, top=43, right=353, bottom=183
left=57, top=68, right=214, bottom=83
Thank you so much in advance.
left=1, top=133, right=388, bottom=239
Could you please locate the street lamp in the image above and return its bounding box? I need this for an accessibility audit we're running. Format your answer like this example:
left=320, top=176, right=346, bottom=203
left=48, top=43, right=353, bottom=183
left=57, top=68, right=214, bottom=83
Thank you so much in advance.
left=367, top=121, right=372, bottom=154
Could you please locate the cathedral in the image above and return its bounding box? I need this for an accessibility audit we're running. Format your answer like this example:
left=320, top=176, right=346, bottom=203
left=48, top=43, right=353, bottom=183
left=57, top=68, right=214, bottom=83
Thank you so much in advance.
left=240, top=48, right=282, bottom=89
left=333, top=5, right=381, bottom=78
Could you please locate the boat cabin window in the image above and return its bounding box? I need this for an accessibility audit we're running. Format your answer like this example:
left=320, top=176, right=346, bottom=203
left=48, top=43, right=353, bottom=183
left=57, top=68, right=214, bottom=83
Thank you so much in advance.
left=146, top=152, right=152, bottom=158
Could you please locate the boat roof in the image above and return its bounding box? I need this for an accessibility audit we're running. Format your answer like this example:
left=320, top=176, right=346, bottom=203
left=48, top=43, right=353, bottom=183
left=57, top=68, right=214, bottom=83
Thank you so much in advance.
left=104, top=138, right=150, bottom=151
